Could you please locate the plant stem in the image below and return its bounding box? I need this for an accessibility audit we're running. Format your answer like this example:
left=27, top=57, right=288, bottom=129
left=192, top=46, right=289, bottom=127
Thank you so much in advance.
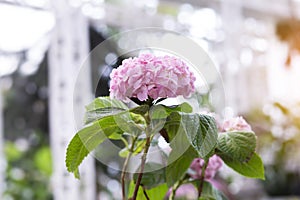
left=142, top=186, right=150, bottom=200
left=130, top=136, right=151, bottom=200
left=169, top=179, right=181, bottom=200
left=198, top=159, right=209, bottom=198
left=121, top=137, right=137, bottom=200
left=169, top=175, right=188, bottom=200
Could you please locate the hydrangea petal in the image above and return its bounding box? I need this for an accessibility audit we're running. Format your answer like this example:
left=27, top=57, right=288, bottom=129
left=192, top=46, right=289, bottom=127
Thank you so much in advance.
left=109, top=54, right=196, bottom=101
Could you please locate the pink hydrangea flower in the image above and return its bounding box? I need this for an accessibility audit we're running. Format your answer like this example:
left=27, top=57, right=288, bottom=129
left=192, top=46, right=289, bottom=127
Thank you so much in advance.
left=167, top=184, right=198, bottom=199
left=221, top=116, right=252, bottom=132
left=109, top=54, right=196, bottom=102
left=190, top=155, right=223, bottom=180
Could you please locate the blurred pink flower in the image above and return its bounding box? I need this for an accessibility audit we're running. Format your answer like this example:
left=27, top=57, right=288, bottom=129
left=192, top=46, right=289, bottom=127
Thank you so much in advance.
left=109, top=54, right=196, bottom=102
left=167, top=184, right=198, bottom=199
left=221, top=116, right=252, bottom=132
left=190, top=155, right=223, bottom=180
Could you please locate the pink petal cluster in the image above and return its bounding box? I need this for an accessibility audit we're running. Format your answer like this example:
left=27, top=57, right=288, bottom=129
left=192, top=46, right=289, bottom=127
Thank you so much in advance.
left=190, top=155, right=223, bottom=180
left=221, top=116, right=252, bottom=132
left=167, top=184, right=198, bottom=199
left=109, top=54, right=196, bottom=102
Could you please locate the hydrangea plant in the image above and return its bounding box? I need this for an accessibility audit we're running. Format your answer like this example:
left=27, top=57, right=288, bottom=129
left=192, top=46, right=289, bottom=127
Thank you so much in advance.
left=66, top=54, right=265, bottom=200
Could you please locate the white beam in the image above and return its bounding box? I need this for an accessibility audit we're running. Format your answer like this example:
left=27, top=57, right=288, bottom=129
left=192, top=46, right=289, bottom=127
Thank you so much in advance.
left=220, top=0, right=243, bottom=113
left=48, top=1, right=96, bottom=199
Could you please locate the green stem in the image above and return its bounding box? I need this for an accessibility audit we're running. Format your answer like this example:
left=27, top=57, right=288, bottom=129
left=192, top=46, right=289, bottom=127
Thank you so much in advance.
left=121, top=137, right=137, bottom=200
left=198, top=159, right=209, bottom=198
left=120, top=136, right=129, bottom=147
left=169, top=175, right=185, bottom=200
left=169, top=182, right=178, bottom=200
left=130, top=135, right=151, bottom=200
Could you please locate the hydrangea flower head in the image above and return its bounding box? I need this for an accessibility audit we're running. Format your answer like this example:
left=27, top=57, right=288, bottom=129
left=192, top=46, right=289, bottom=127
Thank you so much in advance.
left=190, top=155, right=223, bottom=180
left=109, top=54, right=196, bottom=102
left=222, top=116, right=252, bottom=132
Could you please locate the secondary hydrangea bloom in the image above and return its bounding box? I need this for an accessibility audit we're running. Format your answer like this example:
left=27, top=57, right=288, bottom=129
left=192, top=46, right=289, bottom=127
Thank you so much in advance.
left=190, top=155, right=223, bottom=180
left=221, top=116, right=252, bottom=132
left=167, top=184, right=198, bottom=199
left=109, top=54, right=196, bottom=102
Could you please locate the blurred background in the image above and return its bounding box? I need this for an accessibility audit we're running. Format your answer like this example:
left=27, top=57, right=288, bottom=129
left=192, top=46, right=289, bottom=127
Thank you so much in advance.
left=0, top=0, right=300, bottom=199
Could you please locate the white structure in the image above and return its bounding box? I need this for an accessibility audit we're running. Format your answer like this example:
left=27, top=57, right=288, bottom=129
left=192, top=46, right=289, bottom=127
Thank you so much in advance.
left=48, top=1, right=96, bottom=199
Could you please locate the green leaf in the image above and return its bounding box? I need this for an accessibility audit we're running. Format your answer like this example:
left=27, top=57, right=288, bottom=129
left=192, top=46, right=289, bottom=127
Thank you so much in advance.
left=85, top=97, right=147, bottom=134
left=66, top=134, right=89, bottom=179
left=118, top=147, right=129, bottom=158
left=84, top=107, right=125, bottom=124
left=84, top=97, right=128, bottom=124
left=149, top=102, right=192, bottom=140
left=196, top=181, right=228, bottom=200
left=149, top=105, right=169, bottom=120
left=170, top=102, right=193, bottom=113
left=129, top=112, right=147, bottom=126
left=150, top=102, right=193, bottom=120
left=130, top=104, right=149, bottom=115
left=114, top=112, right=146, bottom=136
left=217, top=131, right=256, bottom=161
left=162, top=112, right=181, bottom=142
left=189, top=181, right=227, bottom=200
left=166, top=129, right=198, bottom=187
left=119, top=139, right=146, bottom=158
left=85, top=96, right=128, bottom=111
left=133, top=162, right=166, bottom=189
left=160, top=102, right=193, bottom=115
left=181, top=114, right=218, bottom=158
left=149, top=105, right=168, bottom=135
left=128, top=181, right=168, bottom=200
left=221, top=152, right=265, bottom=180
left=133, top=139, right=146, bottom=154
left=166, top=147, right=197, bottom=187
left=66, top=114, right=126, bottom=178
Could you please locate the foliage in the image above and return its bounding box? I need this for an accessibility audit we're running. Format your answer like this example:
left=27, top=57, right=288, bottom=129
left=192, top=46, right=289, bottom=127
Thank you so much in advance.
left=66, top=96, right=265, bottom=200
left=4, top=142, right=53, bottom=200
left=246, top=102, right=300, bottom=196
left=2, top=61, right=52, bottom=199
